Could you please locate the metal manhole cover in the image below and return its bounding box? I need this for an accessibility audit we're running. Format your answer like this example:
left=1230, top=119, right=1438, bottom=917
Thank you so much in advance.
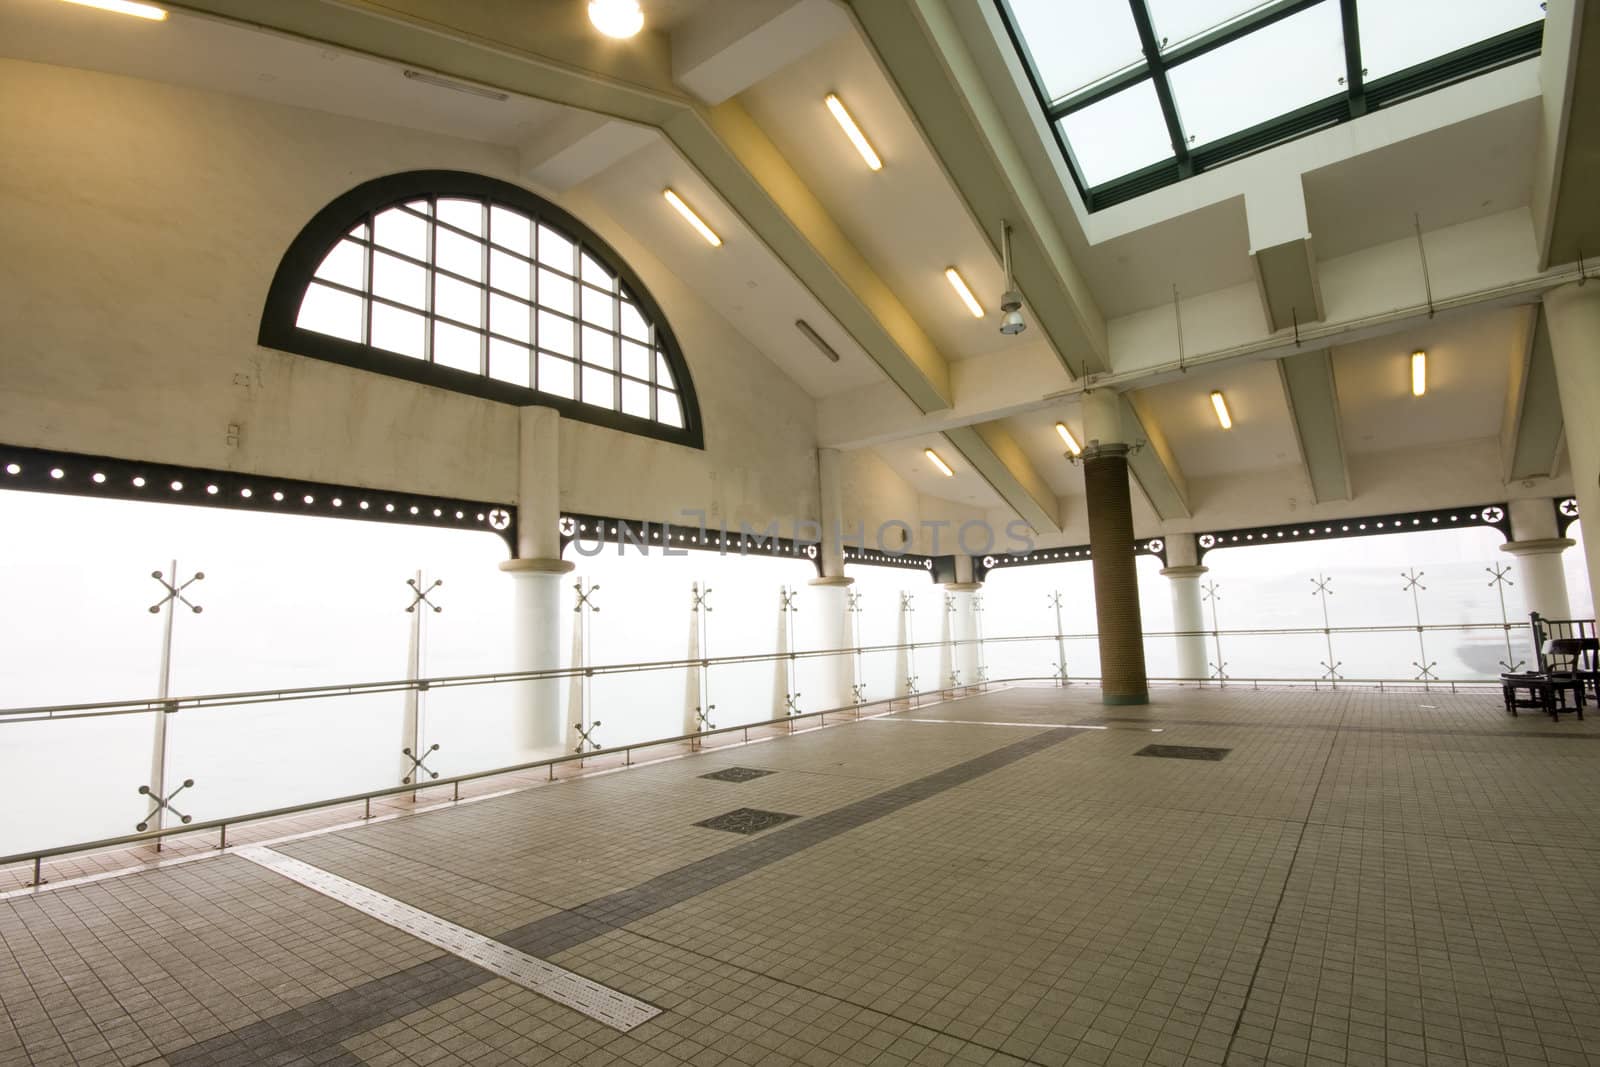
left=694, top=808, right=799, bottom=834
left=699, top=767, right=775, bottom=783
left=1136, top=744, right=1231, bottom=761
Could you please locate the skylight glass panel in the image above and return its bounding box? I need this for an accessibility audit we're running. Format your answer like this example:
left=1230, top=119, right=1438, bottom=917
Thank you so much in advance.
left=1057, top=78, right=1173, bottom=186
left=1356, top=0, right=1546, bottom=80
left=1006, top=0, right=1146, bottom=103
left=1168, top=1, right=1345, bottom=148
left=1143, top=0, right=1274, bottom=50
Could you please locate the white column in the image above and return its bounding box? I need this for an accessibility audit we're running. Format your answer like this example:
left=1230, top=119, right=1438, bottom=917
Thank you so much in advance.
left=498, top=406, right=572, bottom=753
left=1544, top=282, right=1600, bottom=612
left=1500, top=497, right=1574, bottom=621
left=808, top=448, right=855, bottom=709
left=1161, top=534, right=1208, bottom=681
left=943, top=555, right=981, bottom=690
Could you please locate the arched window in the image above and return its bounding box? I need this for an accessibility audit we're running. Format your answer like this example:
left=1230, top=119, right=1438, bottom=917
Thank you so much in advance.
left=260, top=171, right=702, bottom=448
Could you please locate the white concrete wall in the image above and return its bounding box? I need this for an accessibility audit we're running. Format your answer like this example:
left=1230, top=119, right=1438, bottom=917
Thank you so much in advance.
left=0, top=59, right=819, bottom=537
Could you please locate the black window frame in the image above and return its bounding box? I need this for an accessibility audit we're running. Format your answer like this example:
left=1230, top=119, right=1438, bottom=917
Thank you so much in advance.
left=260, top=170, right=704, bottom=449
left=996, top=0, right=1545, bottom=211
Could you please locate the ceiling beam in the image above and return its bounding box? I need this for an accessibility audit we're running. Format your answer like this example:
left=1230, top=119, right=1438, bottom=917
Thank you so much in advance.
left=169, top=0, right=955, bottom=412
left=1502, top=306, right=1566, bottom=481
left=1541, top=0, right=1600, bottom=268
left=519, top=113, right=655, bottom=192
left=1120, top=393, right=1191, bottom=521
left=1277, top=350, right=1352, bottom=502
left=1246, top=178, right=1323, bottom=333
left=846, top=0, right=1108, bottom=379
left=671, top=0, right=849, bottom=106
left=940, top=422, right=1061, bottom=535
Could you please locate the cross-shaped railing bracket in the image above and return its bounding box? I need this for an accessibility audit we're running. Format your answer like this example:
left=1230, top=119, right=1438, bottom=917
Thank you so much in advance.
left=899, top=592, right=915, bottom=613
left=905, top=675, right=920, bottom=695
left=1201, top=580, right=1222, bottom=603
left=149, top=570, right=204, bottom=615
left=1401, top=569, right=1426, bottom=593
left=1047, top=591, right=1063, bottom=609
left=574, top=720, right=603, bottom=752
left=944, top=594, right=957, bottom=614
left=137, top=778, right=194, bottom=832
left=1209, top=661, right=1229, bottom=681
left=1485, top=563, right=1514, bottom=588
left=1310, top=575, right=1333, bottom=597
left=695, top=704, right=716, bottom=730
left=948, top=669, right=961, bottom=687
left=402, top=743, right=440, bottom=784
left=846, top=591, right=863, bottom=613
left=1413, top=661, right=1439, bottom=681
left=692, top=585, right=713, bottom=612
left=850, top=683, right=866, bottom=704
left=406, top=577, right=443, bottom=614
left=1052, top=661, right=1069, bottom=682
left=784, top=693, right=803, bottom=716
left=1320, top=660, right=1344, bottom=681
left=574, top=582, right=601, bottom=613
left=779, top=587, right=799, bottom=613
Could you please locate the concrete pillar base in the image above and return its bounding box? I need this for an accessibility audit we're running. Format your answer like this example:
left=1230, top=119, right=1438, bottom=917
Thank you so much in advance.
left=500, top=557, right=572, bottom=752
left=1500, top=538, right=1576, bottom=621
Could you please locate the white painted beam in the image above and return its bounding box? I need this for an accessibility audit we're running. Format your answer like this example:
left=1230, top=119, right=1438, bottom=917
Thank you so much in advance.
left=519, top=112, right=655, bottom=192
left=671, top=0, right=850, bottom=106
left=941, top=421, right=1060, bottom=535
left=1277, top=350, right=1352, bottom=503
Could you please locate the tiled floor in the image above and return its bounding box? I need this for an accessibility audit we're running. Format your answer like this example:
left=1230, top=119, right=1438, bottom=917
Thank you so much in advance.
left=3, top=684, right=1599, bottom=1065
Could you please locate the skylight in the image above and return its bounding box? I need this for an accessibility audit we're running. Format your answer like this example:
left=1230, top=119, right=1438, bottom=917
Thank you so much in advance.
left=999, top=0, right=1547, bottom=210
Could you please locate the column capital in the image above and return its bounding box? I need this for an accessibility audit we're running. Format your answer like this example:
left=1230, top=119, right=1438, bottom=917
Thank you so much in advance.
left=1160, top=565, right=1209, bottom=579
left=940, top=581, right=983, bottom=592
left=1080, top=442, right=1132, bottom=461
left=499, top=557, right=576, bottom=574
left=808, top=575, right=854, bottom=587
left=1499, top=538, right=1576, bottom=558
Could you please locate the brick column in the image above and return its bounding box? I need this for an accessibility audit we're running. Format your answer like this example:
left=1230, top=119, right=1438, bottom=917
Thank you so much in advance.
left=1083, top=442, right=1149, bottom=705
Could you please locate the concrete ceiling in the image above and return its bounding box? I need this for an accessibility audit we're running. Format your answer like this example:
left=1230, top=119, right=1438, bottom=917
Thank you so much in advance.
left=874, top=434, right=1008, bottom=511
left=1334, top=305, right=1529, bottom=456
left=1131, top=359, right=1302, bottom=479
left=0, top=0, right=571, bottom=143
left=1304, top=98, right=1540, bottom=260
left=737, top=30, right=1016, bottom=363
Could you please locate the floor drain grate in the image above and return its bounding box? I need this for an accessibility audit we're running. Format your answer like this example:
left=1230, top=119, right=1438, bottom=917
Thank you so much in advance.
left=1136, top=744, right=1231, bottom=761
left=694, top=808, right=798, bottom=834
left=699, top=767, right=775, bottom=783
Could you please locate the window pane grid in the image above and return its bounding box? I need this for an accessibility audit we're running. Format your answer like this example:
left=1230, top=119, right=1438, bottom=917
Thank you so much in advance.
left=1001, top=0, right=1545, bottom=206
left=300, top=193, right=680, bottom=427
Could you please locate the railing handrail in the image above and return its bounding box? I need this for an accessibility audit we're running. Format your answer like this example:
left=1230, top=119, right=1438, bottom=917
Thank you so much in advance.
left=0, top=670, right=1503, bottom=874
left=0, top=619, right=1532, bottom=722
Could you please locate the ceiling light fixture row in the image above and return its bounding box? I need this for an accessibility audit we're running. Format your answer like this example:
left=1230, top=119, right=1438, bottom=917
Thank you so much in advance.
left=662, top=189, right=721, bottom=247
left=1055, top=422, right=1082, bottom=456
left=1210, top=390, right=1232, bottom=430
left=1411, top=350, right=1427, bottom=397
left=60, top=0, right=167, bottom=19
left=925, top=448, right=955, bottom=477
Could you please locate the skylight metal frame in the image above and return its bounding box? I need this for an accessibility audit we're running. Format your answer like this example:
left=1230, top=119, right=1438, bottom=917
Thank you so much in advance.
left=997, top=0, right=1545, bottom=211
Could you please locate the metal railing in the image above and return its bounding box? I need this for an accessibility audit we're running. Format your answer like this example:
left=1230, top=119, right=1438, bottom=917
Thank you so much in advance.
left=0, top=619, right=1525, bottom=882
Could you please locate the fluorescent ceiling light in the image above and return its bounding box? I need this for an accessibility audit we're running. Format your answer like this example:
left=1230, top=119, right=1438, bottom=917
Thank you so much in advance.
left=945, top=268, right=984, bottom=318
left=588, top=0, right=643, bottom=38
left=59, top=0, right=167, bottom=19
left=1411, top=350, right=1427, bottom=397
left=795, top=320, right=841, bottom=363
left=402, top=70, right=508, bottom=101
left=825, top=94, right=883, bottom=171
left=925, top=448, right=955, bottom=477
left=1054, top=422, right=1082, bottom=456
left=1209, top=390, right=1232, bottom=430
left=663, top=189, right=722, bottom=247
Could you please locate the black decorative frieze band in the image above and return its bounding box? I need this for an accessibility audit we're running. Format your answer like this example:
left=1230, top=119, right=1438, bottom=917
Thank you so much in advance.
left=0, top=443, right=518, bottom=552
left=1194, top=504, right=1511, bottom=560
